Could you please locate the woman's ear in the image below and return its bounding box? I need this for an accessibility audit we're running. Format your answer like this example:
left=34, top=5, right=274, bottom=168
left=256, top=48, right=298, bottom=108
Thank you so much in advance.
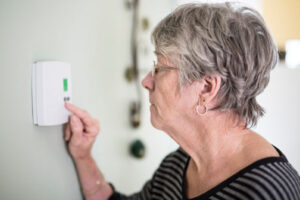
left=199, top=75, right=222, bottom=105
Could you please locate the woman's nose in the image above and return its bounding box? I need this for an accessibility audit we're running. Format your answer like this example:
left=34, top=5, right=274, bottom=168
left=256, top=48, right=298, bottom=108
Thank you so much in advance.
left=141, top=72, right=154, bottom=91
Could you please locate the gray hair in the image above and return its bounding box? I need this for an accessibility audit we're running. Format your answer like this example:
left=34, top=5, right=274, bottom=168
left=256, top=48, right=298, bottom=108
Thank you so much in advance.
left=151, top=2, right=278, bottom=128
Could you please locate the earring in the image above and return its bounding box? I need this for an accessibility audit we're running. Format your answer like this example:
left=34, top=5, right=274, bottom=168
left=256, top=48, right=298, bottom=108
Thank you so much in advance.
left=196, top=104, right=207, bottom=116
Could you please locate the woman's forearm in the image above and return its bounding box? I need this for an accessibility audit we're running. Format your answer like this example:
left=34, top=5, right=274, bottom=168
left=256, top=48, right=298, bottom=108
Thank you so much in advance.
left=63, top=104, right=113, bottom=200
left=74, top=156, right=113, bottom=200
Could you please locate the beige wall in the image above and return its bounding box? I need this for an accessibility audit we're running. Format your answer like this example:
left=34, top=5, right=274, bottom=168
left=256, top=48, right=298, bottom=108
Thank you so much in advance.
left=263, top=0, right=300, bottom=50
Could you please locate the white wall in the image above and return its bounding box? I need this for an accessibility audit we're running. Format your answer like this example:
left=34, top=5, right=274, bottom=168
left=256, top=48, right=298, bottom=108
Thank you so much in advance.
left=0, top=1, right=299, bottom=200
left=0, top=0, right=177, bottom=199
left=255, top=62, right=300, bottom=171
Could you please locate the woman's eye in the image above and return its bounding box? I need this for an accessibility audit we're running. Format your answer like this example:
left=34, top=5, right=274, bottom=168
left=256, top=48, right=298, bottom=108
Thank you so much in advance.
left=154, top=68, right=159, bottom=74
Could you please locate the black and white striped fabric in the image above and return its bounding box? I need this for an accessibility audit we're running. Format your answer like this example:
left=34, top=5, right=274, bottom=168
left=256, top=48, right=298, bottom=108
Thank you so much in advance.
left=109, top=147, right=300, bottom=200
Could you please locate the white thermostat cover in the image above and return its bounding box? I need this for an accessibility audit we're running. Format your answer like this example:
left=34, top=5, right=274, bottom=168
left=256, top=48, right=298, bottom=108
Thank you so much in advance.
left=32, top=61, right=72, bottom=126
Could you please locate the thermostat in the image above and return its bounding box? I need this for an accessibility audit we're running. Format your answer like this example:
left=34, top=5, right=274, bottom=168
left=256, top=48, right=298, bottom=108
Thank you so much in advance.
left=32, top=61, right=72, bottom=126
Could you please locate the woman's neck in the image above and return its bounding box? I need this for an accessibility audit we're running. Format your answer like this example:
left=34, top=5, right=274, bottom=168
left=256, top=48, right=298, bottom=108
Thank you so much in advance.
left=164, top=111, right=251, bottom=175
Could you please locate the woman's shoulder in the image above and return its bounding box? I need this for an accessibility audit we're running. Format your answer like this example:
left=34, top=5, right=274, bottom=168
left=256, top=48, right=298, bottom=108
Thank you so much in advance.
left=239, top=131, right=281, bottom=165
left=196, top=147, right=300, bottom=200
left=233, top=149, right=300, bottom=199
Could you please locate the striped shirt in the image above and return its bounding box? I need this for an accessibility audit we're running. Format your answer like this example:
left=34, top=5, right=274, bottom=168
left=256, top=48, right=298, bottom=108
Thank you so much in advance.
left=109, top=147, right=300, bottom=200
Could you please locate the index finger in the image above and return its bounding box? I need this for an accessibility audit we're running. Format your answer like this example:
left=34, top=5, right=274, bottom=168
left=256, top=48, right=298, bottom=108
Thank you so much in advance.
left=65, top=102, right=94, bottom=126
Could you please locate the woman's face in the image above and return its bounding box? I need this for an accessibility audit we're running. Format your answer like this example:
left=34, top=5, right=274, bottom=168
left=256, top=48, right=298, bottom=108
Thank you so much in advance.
left=142, top=55, right=198, bottom=131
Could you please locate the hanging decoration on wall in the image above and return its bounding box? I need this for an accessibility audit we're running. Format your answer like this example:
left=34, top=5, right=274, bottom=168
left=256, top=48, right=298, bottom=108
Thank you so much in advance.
left=125, top=0, right=148, bottom=159
left=125, top=0, right=142, bottom=128
left=130, top=139, right=146, bottom=159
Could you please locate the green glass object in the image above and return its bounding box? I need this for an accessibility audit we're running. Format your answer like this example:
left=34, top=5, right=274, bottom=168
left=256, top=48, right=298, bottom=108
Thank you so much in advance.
left=130, top=139, right=145, bottom=159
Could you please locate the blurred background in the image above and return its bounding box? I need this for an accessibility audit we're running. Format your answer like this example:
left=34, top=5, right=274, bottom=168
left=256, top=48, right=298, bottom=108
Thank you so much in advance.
left=0, top=0, right=299, bottom=199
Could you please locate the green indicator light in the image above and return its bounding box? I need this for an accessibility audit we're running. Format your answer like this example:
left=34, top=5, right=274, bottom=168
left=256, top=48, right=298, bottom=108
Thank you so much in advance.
left=63, top=79, right=68, bottom=91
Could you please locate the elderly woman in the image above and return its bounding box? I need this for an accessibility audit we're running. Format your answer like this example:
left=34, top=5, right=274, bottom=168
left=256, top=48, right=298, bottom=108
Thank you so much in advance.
left=64, top=3, right=300, bottom=200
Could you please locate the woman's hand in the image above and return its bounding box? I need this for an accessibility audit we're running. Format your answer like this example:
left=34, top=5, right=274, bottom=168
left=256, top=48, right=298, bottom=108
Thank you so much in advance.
left=64, top=103, right=100, bottom=161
